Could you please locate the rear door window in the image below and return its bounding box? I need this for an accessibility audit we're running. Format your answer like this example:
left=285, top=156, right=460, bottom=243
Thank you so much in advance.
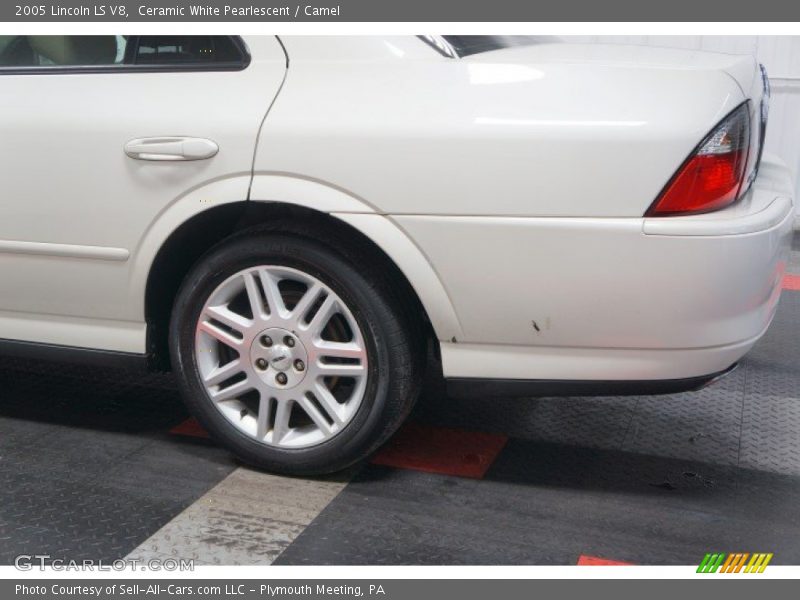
left=0, top=35, right=247, bottom=71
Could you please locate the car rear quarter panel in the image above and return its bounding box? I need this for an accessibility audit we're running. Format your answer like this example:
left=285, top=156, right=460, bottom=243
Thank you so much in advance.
left=256, top=36, right=745, bottom=218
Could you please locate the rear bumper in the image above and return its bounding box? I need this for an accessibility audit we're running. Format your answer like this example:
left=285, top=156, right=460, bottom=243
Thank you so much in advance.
left=630, top=154, right=794, bottom=360
left=419, top=154, right=794, bottom=382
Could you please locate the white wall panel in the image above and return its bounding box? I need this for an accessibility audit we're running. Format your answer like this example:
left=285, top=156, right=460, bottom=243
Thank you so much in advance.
left=563, top=36, right=800, bottom=222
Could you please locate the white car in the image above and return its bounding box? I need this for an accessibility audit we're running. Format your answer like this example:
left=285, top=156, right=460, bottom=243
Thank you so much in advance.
left=0, top=35, right=792, bottom=474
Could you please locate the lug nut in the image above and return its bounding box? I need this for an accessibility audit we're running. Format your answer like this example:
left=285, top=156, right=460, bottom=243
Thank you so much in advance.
left=284, top=336, right=295, bottom=348
left=294, top=359, right=305, bottom=372
left=255, top=358, right=268, bottom=370
left=276, top=372, right=288, bottom=385
left=260, top=335, right=273, bottom=347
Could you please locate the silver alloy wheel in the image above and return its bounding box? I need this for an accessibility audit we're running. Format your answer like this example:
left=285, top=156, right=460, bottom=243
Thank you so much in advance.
left=195, top=265, right=368, bottom=449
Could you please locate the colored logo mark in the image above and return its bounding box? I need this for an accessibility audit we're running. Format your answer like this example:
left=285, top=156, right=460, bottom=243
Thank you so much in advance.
left=697, top=553, right=773, bottom=573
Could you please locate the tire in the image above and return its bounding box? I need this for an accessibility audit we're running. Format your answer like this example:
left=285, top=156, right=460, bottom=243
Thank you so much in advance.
left=169, top=229, right=422, bottom=475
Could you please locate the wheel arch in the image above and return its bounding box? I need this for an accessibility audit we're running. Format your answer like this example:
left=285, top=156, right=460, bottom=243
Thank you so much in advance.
left=144, top=198, right=461, bottom=370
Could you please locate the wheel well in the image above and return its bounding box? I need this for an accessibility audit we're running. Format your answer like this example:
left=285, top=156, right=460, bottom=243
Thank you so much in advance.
left=145, top=202, right=436, bottom=370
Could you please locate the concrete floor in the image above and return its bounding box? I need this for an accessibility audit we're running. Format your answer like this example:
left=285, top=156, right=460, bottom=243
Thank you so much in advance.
left=1, top=233, right=799, bottom=565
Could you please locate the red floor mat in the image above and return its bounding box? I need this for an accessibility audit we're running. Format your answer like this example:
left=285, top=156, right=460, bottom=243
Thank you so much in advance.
left=170, top=417, right=210, bottom=438
left=371, top=422, right=508, bottom=479
left=784, top=274, right=800, bottom=291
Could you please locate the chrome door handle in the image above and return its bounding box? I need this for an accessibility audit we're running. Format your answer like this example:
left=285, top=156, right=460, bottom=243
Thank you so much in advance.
left=124, top=137, right=219, bottom=161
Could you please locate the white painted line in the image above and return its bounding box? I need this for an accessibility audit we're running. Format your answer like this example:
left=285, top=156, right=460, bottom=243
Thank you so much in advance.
left=126, top=467, right=351, bottom=565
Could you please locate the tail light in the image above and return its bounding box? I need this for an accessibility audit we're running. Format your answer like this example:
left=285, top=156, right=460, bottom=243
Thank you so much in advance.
left=646, top=103, right=751, bottom=217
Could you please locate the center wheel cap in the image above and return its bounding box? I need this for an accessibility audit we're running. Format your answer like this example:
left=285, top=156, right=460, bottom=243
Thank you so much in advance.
left=250, top=327, right=308, bottom=389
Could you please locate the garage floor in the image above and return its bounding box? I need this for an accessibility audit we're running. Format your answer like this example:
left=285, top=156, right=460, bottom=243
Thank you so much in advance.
left=1, top=232, right=799, bottom=566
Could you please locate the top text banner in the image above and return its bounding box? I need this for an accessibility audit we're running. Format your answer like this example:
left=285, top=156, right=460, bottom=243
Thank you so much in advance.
left=3, top=0, right=800, bottom=22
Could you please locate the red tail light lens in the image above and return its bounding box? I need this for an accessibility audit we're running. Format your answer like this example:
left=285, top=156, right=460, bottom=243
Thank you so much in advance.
left=646, top=104, right=751, bottom=216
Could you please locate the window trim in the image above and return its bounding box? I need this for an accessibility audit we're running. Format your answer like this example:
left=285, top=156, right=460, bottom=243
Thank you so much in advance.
left=0, top=35, right=251, bottom=75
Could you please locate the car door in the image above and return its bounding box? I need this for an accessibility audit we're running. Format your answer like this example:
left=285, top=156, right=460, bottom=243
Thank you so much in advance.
left=0, top=35, right=286, bottom=352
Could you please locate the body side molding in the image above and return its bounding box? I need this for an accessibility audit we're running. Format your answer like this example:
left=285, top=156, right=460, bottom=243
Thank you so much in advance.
left=0, top=240, right=129, bottom=261
left=0, top=338, right=147, bottom=370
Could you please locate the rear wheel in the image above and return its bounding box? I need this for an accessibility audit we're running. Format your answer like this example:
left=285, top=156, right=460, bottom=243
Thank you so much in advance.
left=169, top=231, right=421, bottom=475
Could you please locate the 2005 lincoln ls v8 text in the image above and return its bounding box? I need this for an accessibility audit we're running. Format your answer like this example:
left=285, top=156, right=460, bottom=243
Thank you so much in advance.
left=0, top=35, right=793, bottom=474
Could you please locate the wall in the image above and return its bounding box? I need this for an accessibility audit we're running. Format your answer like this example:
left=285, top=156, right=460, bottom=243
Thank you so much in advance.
left=563, top=36, right=800, bottom=223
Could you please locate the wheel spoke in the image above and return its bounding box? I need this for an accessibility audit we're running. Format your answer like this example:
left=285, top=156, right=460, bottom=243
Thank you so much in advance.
left=305, top=294, right=337, bottom=336
left=272, top=400, right=292, bottom=443
left=315, top=362, right=366, bottom=378
left=291, top=282, right=324, bottom=325
left=203, top=359, right=244, bottom=386
left=314, top=340, right=365, bottom=361
left=242, top=272, right=267, bottom=321
left=210, top=377, right=254, bottom=402
left=297, top=395, right=334, bottom=435
left=313, top=382, right=345, bottom=426
left=256, top=394, right=270, bottom=440
left=204, top=305, right=252, bottom=334
left=258, top=269, right=289, bottom=320
left=198, top=320, right=243, bottom=349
